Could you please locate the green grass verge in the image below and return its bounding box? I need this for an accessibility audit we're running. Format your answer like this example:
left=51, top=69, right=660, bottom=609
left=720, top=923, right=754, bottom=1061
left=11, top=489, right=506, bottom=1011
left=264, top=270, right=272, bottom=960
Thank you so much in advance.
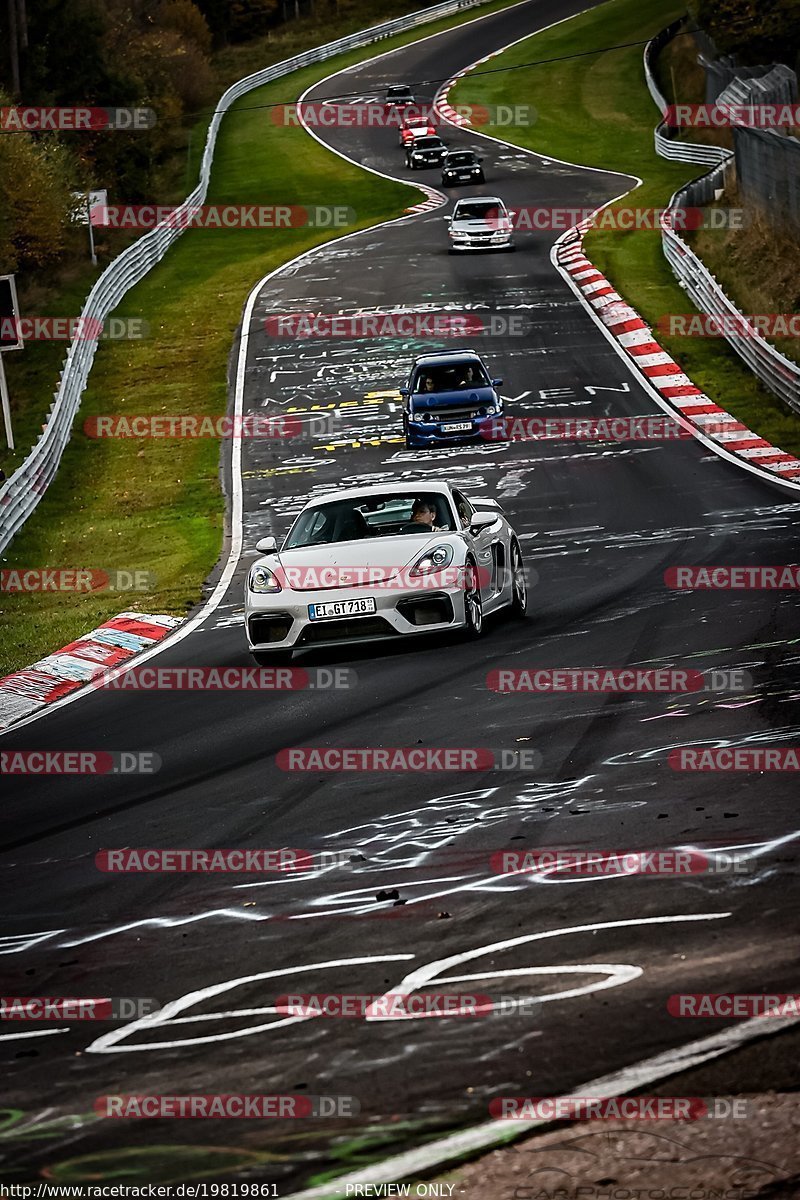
left=0, top=0, right=526, bottom=677
left=450, top=0, right=800, bottom=457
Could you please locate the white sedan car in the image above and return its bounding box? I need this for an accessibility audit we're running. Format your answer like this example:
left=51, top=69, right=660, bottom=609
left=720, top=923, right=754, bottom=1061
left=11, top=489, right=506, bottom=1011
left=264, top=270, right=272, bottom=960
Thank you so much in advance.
left=446, top=196, right=515, bottom=252
left=245, top=481, right=527, bottom=662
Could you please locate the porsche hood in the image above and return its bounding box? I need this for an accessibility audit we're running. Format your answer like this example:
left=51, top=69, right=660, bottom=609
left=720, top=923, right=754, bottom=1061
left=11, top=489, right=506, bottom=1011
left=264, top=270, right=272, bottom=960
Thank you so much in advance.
left=257, top=533, right=456, bottom=590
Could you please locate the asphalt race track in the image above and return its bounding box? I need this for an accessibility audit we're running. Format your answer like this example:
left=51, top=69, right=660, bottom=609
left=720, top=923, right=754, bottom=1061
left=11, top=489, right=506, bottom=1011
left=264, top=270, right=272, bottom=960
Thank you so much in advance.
left=2, top=0, right=800, bottom=1190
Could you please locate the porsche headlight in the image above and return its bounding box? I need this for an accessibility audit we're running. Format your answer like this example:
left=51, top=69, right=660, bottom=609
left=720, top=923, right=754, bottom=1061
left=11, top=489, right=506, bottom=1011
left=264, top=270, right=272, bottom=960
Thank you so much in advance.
left=411, top=544, right=454, bottom=576
left=249, top=564, right=282, bottom=593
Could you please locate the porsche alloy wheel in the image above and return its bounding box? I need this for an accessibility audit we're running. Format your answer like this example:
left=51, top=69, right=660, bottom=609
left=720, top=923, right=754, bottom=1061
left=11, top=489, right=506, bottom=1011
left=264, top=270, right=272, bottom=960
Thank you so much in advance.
left=509, top=539, right=527, bottom=617
left=463, top=558, right=483, bottom=638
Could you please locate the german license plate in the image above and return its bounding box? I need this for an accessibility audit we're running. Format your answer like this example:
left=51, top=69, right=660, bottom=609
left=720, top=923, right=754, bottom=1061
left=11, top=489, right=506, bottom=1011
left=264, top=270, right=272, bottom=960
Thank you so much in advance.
left=442, top=422, right=472, bottom=432
left=308, top=598, right=377, bottom=620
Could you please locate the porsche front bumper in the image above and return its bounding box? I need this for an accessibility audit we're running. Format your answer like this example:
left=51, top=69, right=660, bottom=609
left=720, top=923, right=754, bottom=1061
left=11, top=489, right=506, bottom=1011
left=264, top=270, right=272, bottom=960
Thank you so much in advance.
left=246, top=582, right=466, bottom=653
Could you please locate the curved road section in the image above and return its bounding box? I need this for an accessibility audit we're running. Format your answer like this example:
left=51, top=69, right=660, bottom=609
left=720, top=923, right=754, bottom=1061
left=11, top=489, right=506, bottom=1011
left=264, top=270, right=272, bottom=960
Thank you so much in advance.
left=2, top=0, right=799, bottom=1190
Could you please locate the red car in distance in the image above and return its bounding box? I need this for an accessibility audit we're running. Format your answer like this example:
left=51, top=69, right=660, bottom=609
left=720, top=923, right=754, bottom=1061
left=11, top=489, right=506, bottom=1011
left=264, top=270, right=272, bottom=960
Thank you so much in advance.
left=399, top=112, right=437, bottom=147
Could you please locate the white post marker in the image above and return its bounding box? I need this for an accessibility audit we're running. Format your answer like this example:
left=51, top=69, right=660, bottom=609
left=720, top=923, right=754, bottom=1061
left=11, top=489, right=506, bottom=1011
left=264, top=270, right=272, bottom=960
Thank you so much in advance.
left=87, top=190, right=108, bottom=266
left=87, top=194, right=97, bottom=266
left=0, top=273, right=22, bottom=452
left=0, top=355, right=13, bottom=451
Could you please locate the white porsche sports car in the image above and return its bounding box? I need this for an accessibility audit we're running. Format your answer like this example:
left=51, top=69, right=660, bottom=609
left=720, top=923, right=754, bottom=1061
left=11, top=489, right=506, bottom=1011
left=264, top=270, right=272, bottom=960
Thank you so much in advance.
left=245, top=481, right=527, bottom=662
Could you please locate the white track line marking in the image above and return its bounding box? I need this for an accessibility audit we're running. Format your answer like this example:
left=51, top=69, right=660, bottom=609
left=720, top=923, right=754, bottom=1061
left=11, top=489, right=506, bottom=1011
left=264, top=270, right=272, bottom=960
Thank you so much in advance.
left=0, top=1028, right=69, bottom=1041
left=282, top=1009, right=798, bottom=1198
left=367, top=912, right=728, bottom=1006
left=85, top=955, right=416, bottom=1053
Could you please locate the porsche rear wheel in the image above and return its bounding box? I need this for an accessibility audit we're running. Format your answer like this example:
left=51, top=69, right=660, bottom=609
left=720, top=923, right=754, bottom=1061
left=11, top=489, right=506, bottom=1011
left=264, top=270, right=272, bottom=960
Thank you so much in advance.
left=508, top=539, right=527, bottom=618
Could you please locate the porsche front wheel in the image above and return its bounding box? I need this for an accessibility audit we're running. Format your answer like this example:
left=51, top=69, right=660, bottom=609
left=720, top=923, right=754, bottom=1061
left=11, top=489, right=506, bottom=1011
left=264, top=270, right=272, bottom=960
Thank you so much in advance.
left=462, top=558, right=484, bottom=639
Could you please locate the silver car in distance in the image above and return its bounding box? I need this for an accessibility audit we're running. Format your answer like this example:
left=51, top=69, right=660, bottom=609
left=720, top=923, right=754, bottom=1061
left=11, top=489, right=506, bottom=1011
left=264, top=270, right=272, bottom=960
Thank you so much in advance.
left=245, top=481, right=527, bottom=662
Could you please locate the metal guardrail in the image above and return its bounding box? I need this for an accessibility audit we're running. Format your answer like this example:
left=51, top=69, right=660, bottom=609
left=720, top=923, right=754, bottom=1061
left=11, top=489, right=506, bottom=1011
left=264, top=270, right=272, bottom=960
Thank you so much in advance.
left=0, top=0, right=489, bottom=554
left=645, top=24, right=800, bottom=414
left=724, top=67, right=800, bottom=233
left=663, top=170, right=800, bottom=414
left=644, top=20, right=730, bottom=166
left=654, top=130, right=729, bottom=166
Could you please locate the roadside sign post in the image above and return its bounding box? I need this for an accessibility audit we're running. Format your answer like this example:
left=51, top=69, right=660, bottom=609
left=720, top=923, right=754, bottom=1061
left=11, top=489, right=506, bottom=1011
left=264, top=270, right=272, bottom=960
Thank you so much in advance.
left=71, top=190, right=107, bottom=265
left=0, top=274, right=23, bottom=453
left=0, top=357, right=13, bottom=452
left=87, top=194, right=97, bottom=266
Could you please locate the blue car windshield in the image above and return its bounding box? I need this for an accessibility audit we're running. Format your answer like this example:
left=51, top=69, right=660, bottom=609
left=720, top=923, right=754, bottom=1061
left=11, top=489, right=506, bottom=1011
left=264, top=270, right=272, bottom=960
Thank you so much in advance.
left=284, top=493, right=457, bottom=547
left=412, top=362, right=490, bottom=392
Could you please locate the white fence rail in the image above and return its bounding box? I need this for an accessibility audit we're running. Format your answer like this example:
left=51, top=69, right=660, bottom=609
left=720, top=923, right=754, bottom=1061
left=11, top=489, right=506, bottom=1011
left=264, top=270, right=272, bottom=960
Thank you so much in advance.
left=645, top=24, right=800, bottom=413
left=0, top=0, right=488, bottom=554
left=644, top=21, right=730, bottom=166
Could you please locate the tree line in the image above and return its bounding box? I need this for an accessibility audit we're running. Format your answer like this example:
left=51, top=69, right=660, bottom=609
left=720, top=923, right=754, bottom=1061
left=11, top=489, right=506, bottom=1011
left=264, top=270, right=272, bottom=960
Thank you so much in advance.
left=0, top=0, right=322, bottom=274
left=690, top=0, right=800, bottom=66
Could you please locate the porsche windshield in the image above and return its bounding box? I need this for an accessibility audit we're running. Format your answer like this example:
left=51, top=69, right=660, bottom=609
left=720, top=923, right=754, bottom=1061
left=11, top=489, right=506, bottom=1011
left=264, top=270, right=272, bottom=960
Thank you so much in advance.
left=284, top=493, right=457, bottom=547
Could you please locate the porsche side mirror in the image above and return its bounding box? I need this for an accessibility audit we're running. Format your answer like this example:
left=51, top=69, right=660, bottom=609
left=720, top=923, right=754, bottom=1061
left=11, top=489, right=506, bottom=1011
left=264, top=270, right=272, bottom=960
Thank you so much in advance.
left=255, top=535, right=277, bottom=553
left=470, top=511, right=500, bottom=534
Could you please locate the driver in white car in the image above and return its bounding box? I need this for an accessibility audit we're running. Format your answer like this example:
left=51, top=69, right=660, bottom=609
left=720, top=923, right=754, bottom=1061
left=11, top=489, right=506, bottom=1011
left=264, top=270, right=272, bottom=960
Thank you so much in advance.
left=403, top=499, right=443, bottom=532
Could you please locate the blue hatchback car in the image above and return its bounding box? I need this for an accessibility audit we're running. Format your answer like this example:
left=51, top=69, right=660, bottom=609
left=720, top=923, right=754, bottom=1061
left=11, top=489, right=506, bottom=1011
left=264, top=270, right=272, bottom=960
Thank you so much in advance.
left=401, top=350, right=505, bottom=448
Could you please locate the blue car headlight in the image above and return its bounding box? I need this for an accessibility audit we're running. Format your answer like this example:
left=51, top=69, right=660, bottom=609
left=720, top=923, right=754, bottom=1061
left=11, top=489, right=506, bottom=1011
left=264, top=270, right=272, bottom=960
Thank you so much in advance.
left=249, top=564, right=281, bottom=593
left=410, top=545, right=454, bottom=576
